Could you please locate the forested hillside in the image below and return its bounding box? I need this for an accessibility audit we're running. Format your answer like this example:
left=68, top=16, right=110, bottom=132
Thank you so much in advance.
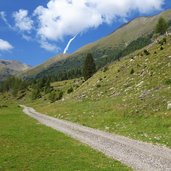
left=24, top=9, right=171, bottom=80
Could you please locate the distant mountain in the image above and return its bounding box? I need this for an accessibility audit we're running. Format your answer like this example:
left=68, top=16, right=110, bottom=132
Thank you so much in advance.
left=25, top=9, right=171, bottom=79
left=0, top=59, right=31, bottom=81
left=24, top=54, right=68, bottom=78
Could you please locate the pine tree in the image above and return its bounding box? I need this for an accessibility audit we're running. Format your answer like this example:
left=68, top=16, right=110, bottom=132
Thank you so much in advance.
left=155, top=17, right=168, bottom=35
left=83, top=53, right=96, bottom=80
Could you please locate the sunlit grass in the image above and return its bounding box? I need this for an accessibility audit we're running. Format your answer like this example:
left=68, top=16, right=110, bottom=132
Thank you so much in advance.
left=0, top=103, right=130, bottom=171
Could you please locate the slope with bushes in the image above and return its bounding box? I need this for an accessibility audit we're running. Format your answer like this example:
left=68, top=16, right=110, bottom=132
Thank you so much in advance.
left=29, top=35, right=171, bottom=147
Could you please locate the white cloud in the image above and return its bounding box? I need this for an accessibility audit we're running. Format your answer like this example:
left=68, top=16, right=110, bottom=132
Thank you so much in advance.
left=0, top=11, right=13, bottom=29
left=63, top=34, right=78, bottom=54
left=0, top=39, right=13, bottom=51
left=11, top=0, right=164, bottom=52
left=22, top=34, right=32, bottom=41
left=40, top=40, right=59, bottom=52
left=34, top=0, right=164, bottom=43
left=13, top=9, right=33, bottom=32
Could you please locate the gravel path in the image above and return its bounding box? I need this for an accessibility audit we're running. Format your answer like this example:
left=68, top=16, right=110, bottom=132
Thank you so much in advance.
left=21, top=105, right=171, bottom=171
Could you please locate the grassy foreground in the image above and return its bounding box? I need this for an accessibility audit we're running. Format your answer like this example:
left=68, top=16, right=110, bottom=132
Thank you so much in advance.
left=0, top=103, right=130, bottom=171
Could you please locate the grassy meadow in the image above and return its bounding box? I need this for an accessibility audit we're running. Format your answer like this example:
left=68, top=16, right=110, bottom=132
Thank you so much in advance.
left=0, top=101, right=130, bottom=171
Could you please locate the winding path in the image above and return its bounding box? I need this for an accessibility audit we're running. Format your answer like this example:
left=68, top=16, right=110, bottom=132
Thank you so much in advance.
left=21, top=105, right=171, bottom=171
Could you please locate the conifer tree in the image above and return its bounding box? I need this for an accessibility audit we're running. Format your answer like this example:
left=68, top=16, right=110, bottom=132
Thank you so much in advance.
left=83, top=53, right=96, bottom=80
left=155, top=17, right=168, bottom=35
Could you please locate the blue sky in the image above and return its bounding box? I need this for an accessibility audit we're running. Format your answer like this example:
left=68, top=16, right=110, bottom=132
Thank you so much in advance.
left=0, top=0, right=171, bottom=66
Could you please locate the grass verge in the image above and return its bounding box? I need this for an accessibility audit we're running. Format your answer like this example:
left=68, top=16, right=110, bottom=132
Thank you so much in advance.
left=28, top=98, right=171, bottom=148
left=0, top=103, right=130, bottom=171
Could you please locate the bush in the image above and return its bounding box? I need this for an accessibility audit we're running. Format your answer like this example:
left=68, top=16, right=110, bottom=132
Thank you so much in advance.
left=144, top=49, right=150, bottom=56
left=67, top=87, right=74, bottom=94
left=48, top=91, right=57, bottom=103
left=130, top=68, right=135, bottom=75
left=103, top=66, right=108, bottom=72
left=56, top=91, right=63, bottom=101
left=165, top=79, right=171, bottom=85
left=140, top=53, right=144, bottom=57
left=0, top=105, right=8, bottom=108
left=48, top=90, right=63, bottom=103
left=96, top=84, right=101, bottom=88
left=158, top=37, right=167, bottom=46
left=160, top=46, right=164, bottom=50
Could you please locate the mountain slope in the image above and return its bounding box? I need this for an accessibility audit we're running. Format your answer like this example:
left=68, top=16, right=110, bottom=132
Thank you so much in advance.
left=23, top=54, right=68, bottom=78
left=75, top=9, right=171, bottom=53
left=0, top=59, right=30, bottom=81
left=25, top=9, right=171, bottom=79
left=32, top=34, right=171, bottom=148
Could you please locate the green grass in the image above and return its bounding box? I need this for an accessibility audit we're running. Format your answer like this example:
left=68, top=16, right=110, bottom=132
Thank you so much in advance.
left=26, top=36, right=171, bottom=148
left=0, top=103, right=130, bottom=171
left=51, top=78, right=83, bottom=95
left=29, top=98, right=171, bottom=147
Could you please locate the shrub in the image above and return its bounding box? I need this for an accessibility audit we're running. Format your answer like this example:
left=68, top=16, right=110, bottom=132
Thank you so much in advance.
left=0, top=105, right=8, bottom=108
left=103, top=66, right=108, bottom=72
left=56, top=91, right=63, bottom=100
left=130, top=68, right=135, bottom=75
left=75, top=85, right=79, bottom=89
left=48, top=91, right=57, bottom=103
left=96, top=84, right=101, bottom=88
left=158, top=37, right=167, bottom=45
left=144, top=49, right=150, bottom=56
left=48, top=90, right=63, bottom=103
left=67, top=87, right=74, bottom=94
left=165, top=79, right=171, bottom=85
left=160, top=46, right=164, bottom=50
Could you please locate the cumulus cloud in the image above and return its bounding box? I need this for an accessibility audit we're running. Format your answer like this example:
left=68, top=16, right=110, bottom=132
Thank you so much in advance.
left=13, top=9, right=33, bottom=32
left=0, top=39, right=13, bottom=51
left=10, top=0, right=164, bottom=52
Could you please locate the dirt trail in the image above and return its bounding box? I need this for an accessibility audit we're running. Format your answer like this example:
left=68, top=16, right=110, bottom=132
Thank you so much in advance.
left=22, top=105, right=171, bottom=171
